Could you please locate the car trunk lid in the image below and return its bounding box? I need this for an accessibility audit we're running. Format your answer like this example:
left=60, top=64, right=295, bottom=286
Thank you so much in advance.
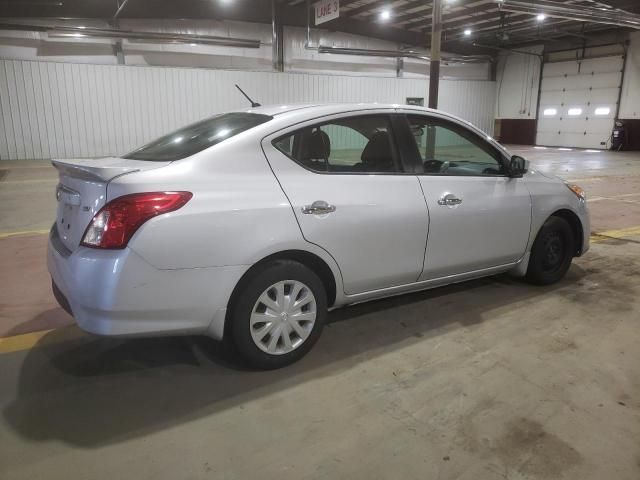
left=52, top=157, right=170, bottom=252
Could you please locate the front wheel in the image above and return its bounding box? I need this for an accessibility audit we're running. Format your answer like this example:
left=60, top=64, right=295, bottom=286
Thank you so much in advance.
left=525, top=216, right=575, bottom=285
left=228, top=260, right=327, bottom=369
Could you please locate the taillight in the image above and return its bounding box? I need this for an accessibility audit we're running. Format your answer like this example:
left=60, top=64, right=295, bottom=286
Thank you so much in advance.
left=81, top=191, right=192, bottom=249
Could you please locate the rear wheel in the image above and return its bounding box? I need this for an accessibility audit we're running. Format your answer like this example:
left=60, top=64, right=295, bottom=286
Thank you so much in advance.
left=229, top=260, right=327, bottom=369
left=525, top=216, right=575, bottom=285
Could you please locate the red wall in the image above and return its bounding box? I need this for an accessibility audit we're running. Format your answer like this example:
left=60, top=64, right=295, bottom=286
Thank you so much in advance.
left=619, top=119, right=640, bottom=150
left=495, top=119, right=537, bottom=146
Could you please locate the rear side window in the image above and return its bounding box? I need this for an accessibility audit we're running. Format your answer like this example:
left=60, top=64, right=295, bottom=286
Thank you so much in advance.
left=273, top=115, right=400, bottom=174
left=124, top=112, right=272, bottom=161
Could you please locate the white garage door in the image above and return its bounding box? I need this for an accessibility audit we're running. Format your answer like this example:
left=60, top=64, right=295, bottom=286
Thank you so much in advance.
left=536, top=56, right=623, bottom=149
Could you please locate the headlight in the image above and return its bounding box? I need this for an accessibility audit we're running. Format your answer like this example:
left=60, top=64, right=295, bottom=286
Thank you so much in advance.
left=566, top=183, right=586, bottom=201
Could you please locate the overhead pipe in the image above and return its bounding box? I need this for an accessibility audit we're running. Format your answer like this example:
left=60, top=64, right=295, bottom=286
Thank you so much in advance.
left=316, top=46, right=430, bottom=59
left=0, top=23, right=262, bottom=48
left=473, top=43, right=543, bottom=58
left=495, top=0, right=640, bottom=29
left=315, top=45, right=490, bottom=63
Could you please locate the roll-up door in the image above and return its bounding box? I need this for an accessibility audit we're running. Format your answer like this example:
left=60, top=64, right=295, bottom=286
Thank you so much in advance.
left=536, top=56, right=623, bottom=149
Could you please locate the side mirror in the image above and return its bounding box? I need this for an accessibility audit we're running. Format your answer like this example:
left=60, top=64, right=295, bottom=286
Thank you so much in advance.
left=509, top=155, right=528, bottom=177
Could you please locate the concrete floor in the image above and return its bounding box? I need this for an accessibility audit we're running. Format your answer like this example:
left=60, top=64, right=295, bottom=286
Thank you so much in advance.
left=1, top=146, right=639, bottom=480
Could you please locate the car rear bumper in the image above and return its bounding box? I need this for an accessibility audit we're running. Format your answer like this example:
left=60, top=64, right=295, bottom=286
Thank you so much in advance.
left=47, top=225, right=247, bottom=340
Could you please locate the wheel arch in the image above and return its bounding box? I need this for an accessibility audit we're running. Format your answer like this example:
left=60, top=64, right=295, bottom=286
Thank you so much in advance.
left=550, top=208, right=584, bottom=256
left=223, top=249, right=338, bottom=338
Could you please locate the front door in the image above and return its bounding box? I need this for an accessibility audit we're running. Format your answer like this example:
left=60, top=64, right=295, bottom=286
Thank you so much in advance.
left=262, top=112, right=429, bottom=295
left=404, top=114, right=532, bottom=280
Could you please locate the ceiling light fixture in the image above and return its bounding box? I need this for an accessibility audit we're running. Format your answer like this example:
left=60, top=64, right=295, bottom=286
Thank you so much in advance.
left=380, top=9, right=391, bottom=21
left=536, top=13, right=546, bottom=21
left=464, top=28, right=472, bottom=36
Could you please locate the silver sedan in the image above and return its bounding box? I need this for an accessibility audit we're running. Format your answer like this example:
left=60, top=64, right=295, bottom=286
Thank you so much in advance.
left=48, top=104, right=590, bottom=369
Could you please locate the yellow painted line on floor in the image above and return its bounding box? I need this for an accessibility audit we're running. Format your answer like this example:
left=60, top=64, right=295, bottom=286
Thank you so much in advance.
left=0, top=326, right=83, bottom=354
left=0, top=329, right=56, bottom=354
left=591, top=225, right=640, bottom=243
left=0, top=228, right=50, bottom=239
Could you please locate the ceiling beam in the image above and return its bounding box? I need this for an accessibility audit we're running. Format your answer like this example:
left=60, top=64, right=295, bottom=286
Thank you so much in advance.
left=445, top=18, right=590, bottom=44
left=343, top=0, right=483, bottom=24
left=434, top=17, right=572, bottom=46
left=437, top=12, right=529, bottom=34
left=404, top=7, right=507, bottom=31
left=388, top=0, right=484, bottom=25
left=342, top=0, right=389, bottom=18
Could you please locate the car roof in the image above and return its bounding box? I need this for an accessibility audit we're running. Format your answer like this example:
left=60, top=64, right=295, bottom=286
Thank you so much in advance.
left=241, top=103, right=476, bottom=130
left=243, top=102, right=441, bottom=117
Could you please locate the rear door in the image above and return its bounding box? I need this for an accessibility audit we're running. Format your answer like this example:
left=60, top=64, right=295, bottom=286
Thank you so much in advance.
left=401, top=114, right=532, bottom=279
left=262, top=111, right=429, bottom=295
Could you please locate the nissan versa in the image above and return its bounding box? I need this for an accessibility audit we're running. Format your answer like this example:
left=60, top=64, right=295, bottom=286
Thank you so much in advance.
left=48, top=104, right=589, bottom=369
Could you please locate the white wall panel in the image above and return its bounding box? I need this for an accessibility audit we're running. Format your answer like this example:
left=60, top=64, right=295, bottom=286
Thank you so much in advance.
left=495, top=45, right=543, bottom=119
left=0, top=19, right=490, bottom=81
left=0, top=59, right=495, bottom=160
left=620, top=31, right=640, bottom=119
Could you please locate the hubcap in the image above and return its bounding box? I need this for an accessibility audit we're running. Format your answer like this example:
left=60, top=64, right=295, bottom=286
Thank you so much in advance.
left=250, top=280, right=317, bottom=355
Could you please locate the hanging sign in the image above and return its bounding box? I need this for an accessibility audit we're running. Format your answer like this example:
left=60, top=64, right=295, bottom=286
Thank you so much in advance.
left=314, top=0, right=339, bottom=25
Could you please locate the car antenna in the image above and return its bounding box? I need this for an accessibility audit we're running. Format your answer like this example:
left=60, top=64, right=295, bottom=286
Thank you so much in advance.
left=235, top=84, right=261, bottom=108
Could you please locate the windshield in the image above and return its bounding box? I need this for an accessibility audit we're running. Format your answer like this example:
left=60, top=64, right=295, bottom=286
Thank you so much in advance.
left=123, top=112, right=272, bottom=161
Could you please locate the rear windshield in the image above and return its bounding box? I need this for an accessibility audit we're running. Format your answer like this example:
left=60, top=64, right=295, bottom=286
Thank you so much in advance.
left=123, top=112, right=272, bottom=161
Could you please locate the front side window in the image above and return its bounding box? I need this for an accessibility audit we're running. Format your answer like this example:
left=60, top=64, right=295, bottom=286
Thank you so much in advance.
left=273, top=115, right=399, bottom=173
left=124, top=112, right=272, bottom=161
left=408, top=116, right=506, bottom=176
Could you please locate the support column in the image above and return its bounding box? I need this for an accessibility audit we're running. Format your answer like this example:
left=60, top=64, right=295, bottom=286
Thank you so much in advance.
left=114, top=41, right=125, bottom=65
left=428, top=0, right=442, bottom=109
left=272, top=0, right=284, bottom=72
left=396, top=57, right=404, bottom=78
left=111, top=0, right=128, bottom=65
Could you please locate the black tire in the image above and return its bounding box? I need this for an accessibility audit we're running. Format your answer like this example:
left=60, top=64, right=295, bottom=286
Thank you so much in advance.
left=525, top=216, right=575, bottom=285
left=228, top=260, right=327, bottom=370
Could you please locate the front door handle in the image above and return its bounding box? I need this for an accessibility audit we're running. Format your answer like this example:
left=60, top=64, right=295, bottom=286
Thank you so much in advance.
left=302, top=200, right=336, bottom=215
left=438, top=193, right=463, bottom=207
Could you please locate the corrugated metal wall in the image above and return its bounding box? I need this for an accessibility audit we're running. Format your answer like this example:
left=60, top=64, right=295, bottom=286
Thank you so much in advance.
left=0, top=59, right=496, bottom=160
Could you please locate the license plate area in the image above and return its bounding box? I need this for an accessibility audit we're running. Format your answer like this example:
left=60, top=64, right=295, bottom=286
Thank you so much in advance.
left=56, top=183, right=82, bottom=245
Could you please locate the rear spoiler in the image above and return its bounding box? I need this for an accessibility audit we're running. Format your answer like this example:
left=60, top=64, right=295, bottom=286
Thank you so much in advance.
left=51, top=158, right=142, bottom=182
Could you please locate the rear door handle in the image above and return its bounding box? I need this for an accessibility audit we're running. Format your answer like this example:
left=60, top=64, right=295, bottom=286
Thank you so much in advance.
left=438, top=193, right=463, bottom=207
left=302, top=200, right=336, bottom=215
